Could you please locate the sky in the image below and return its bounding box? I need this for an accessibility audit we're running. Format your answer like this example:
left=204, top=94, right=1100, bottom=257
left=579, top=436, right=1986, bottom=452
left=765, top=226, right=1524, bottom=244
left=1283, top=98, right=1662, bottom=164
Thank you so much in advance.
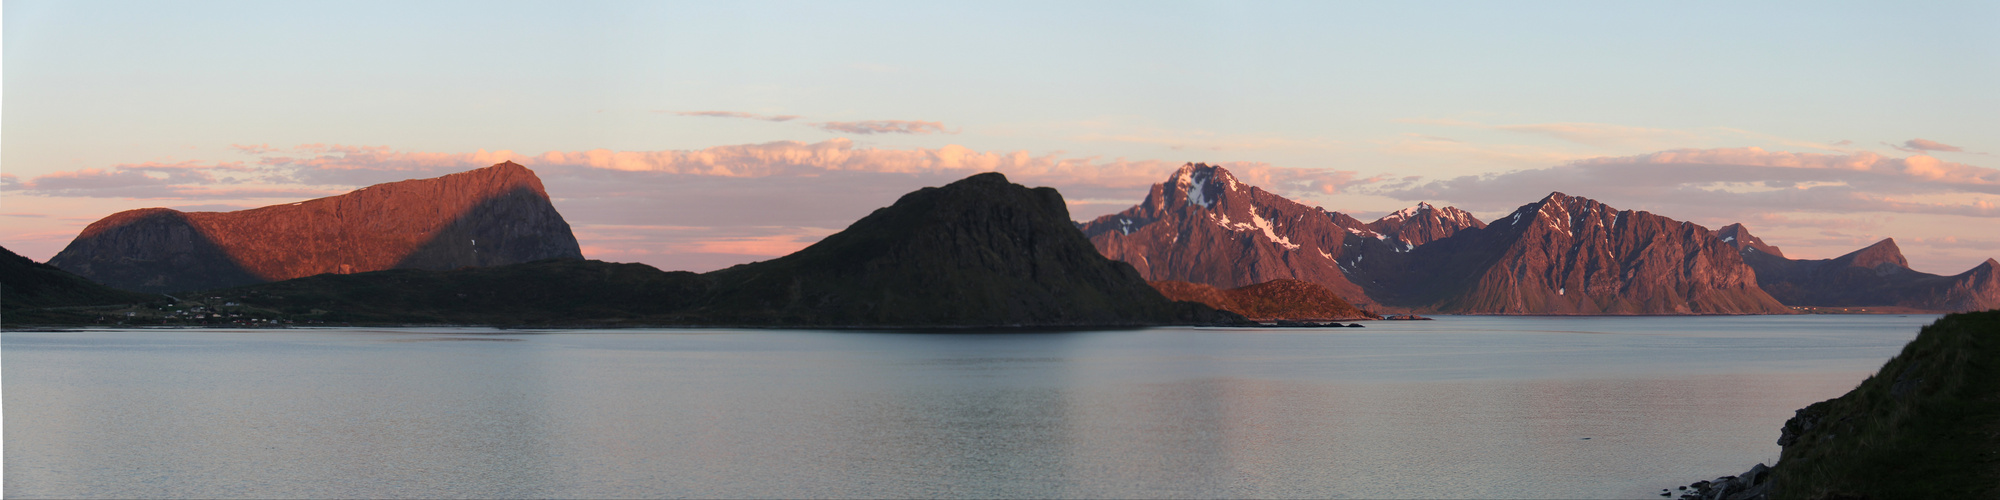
left=4, top=1, right=1997, bottom=274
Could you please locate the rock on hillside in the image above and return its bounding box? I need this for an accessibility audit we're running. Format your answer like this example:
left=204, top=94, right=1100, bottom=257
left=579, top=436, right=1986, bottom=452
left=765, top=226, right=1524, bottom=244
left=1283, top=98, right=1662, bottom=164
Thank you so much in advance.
left=1151, top=278, right=1379, bottom=321
left=1736, top=230, right=2000, bottom=312
left=1080, top=163, right=1389, bottom=309
left=1346, top=193, right=1792, bottom=314
left=695, top=172, right=1241, bottom=327
left=48, top=162, right=584, bottom=293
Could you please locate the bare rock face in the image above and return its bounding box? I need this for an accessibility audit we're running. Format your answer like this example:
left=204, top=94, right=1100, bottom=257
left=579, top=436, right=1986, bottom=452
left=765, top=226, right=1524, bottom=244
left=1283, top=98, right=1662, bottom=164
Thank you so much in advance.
left=1366, top=202, right=1485, bottom=249
left=1716, top=223, right=1785, bottom=258
left=1080, top=163, right=1384, bottom=309
left=1738, top=230, right=2000, bottom=312
left=1345, top=193, right=1792, bottom=314
left=1151, top=278, right=1378, bottom=321
left=48, top=162, right=584, bottom=292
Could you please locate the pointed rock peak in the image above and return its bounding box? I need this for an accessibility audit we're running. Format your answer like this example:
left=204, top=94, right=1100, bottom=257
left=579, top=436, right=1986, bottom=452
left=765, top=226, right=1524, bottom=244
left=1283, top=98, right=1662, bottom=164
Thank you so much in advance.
left=1981, top=258, right=1999, bottom=269
left=1838, top=238, right=1909, bottom=270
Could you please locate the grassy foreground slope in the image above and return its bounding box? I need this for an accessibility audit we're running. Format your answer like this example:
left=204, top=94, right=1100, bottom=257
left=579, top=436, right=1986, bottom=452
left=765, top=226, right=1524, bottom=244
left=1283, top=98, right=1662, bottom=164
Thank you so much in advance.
left=1768, top=310, right=2000, bottom=499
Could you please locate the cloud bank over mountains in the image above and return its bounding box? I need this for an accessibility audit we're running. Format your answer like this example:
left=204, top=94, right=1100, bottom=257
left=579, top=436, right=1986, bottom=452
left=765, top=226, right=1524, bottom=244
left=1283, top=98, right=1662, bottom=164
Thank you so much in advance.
left=6, top=140, right=1994, bottom=273
left=1368, top=147, right=2000, bottom=218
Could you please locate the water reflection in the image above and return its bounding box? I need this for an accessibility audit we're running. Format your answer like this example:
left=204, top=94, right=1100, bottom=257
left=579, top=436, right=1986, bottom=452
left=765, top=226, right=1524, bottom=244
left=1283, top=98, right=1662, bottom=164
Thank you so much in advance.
left=4, top=316, right=1933, bottom=498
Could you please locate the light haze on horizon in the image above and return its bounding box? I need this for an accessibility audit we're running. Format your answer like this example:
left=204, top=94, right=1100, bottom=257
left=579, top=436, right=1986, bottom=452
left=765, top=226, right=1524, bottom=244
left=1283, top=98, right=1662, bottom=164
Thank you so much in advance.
left=5, top=1, right=1997, bottom=273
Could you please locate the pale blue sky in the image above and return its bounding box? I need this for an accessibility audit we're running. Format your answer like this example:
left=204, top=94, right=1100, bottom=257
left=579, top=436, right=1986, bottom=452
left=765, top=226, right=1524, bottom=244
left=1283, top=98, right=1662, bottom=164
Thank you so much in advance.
left=5, top=1, right=1997, bottom=272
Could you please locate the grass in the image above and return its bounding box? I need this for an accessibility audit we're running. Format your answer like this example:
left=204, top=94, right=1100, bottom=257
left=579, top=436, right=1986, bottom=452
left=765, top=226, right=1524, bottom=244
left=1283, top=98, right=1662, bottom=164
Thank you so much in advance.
left=1768, top=309, right=2000, bottom=499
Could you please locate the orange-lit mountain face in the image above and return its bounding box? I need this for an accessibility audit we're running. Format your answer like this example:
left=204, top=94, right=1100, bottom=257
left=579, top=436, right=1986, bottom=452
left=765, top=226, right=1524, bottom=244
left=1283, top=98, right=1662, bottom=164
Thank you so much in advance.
left=49, top=162, right=584, bottom=293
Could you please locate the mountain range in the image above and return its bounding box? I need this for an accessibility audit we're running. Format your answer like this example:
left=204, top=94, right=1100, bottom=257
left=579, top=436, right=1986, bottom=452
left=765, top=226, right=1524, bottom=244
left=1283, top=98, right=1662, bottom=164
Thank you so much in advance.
left=1724, top=226, right=2000, bottom=312
left=8, top=162, right=1996, bottom=325
left=8, top=171, right=1241, bottom=327
left=1086, top=163, right=1996, bottom=315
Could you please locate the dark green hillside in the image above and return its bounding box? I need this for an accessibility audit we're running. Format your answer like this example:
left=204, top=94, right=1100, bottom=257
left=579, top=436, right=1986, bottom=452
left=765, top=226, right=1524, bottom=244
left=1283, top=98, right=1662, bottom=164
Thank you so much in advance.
left=217, top=259, right=711, bottom=325
left=2, top=245, right=161, bottom=325
left=1765, top=310, right=2000, bottom=499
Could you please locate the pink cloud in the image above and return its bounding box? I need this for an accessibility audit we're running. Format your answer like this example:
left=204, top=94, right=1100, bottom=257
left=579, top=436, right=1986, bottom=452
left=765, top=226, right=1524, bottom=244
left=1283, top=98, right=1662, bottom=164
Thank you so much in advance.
left=1369, top=147, right=2000, bottom=220
left=813, top=120, right=950, bottom=135
left=1890, top=138, right=1965, bottom=153
left=672, top=110, right=801, bottom=122
left=1568, top=147, right=2000, bottom=188
left=230, top=143, right=280, bottom=155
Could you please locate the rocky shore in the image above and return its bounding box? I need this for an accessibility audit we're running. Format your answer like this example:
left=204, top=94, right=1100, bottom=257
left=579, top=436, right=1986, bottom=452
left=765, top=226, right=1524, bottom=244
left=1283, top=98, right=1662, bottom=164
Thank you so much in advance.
left=1665, top=463, right=1771, bottom=500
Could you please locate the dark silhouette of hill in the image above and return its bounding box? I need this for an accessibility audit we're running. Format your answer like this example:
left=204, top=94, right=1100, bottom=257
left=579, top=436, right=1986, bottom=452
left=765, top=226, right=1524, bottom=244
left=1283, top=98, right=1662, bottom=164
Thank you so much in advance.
left=2, top=245, right=162, bottom=325
left=2, top=245, right=158, bottom=310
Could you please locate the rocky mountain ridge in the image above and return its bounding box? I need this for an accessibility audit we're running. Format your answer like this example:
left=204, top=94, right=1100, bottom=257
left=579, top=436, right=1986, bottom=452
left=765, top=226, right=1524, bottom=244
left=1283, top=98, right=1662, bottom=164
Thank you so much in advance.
left=1086, top=164, right=1793, bottom=315
left=1730, top=224, right=2000, bottom=312
left=1081, top=163, right=1411, bottom=310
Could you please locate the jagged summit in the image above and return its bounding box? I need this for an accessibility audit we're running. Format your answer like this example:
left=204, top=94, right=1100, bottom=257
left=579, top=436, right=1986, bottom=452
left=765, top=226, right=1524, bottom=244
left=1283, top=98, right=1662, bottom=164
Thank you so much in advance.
left=1717, top=223, right=1786, bottom=258
left=49, top=162, right=583, bottom=293
left=1368, top=201, right=1484, bottom=248
left=1080, top=163, right=1381, bottom=309
left=1342, top=190, right=1790, bottom=314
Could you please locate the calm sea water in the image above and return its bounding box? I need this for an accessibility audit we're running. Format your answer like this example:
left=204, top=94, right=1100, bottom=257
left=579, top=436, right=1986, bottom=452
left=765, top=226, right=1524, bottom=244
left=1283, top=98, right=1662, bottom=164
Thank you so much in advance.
left=3, top=315, right=1938, bottom=499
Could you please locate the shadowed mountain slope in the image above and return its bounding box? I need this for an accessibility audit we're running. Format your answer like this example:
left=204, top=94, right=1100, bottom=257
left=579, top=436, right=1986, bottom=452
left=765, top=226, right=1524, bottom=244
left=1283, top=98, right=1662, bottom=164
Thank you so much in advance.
left=1733, top=227, right=2000, bottom=312
left=48, top=162, right=583, bottom=293
left=2, top=245, right=158, bottom=312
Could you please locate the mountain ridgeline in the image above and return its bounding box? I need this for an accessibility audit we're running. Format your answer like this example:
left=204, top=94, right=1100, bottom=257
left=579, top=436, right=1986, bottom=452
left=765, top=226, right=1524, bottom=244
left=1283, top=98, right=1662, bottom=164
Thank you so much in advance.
left=1726, top=225, right=2000, bottom=312
left=193, top=173, right=1243, bottom=327
left=1085, top=164, right=1794, bottom=315
left=47, top=162, right=584, bottom=293
left=15, top=161, right=1996, bottom=325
